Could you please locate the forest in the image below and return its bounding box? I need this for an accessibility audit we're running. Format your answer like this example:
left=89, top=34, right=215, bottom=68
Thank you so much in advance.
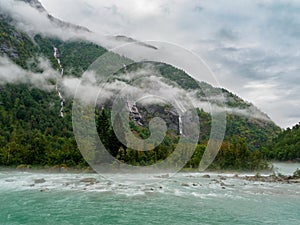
left=263, top=123, right=300, bottom=161
left=0, top=14, right=298, bottom=171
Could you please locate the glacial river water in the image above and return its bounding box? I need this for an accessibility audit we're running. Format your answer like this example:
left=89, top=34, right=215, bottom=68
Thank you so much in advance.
left=0, top=163, right=299, bottom=225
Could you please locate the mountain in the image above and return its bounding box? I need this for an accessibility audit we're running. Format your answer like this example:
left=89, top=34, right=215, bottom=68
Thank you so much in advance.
left=17, top=0, right=91, bottom=32
left=0, top=1, right=282, bottom=170
left=17, top=0, right=46, bottom=12
left=18, top=0, right=162, bottom=51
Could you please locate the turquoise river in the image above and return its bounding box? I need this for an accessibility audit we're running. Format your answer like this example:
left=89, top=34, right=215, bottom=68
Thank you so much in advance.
left=0, top=163, right=299, bottom=225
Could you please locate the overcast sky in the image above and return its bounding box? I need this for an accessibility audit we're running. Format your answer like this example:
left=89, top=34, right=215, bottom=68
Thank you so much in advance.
left=34, top=0, right=300, bottom=128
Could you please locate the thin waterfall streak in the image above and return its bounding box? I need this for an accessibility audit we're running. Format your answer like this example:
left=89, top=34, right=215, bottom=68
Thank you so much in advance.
left=53, top=46, right=65, bottom=117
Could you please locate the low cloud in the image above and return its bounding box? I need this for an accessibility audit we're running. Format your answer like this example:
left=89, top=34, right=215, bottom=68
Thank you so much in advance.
left=0, top=56, right=58, bottom=90
left=1, top=0, right=299, bottom=127
left=0, top=0, right=148, bottom=50
left=0, top=53, right=272, bottom=122
left=65, top=66, right=271, bottom=121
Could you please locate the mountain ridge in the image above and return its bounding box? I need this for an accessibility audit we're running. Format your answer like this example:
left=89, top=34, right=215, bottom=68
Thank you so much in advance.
left=0, top=2, right=283, bottom=169
left=17, top=0, right=91, bottom=33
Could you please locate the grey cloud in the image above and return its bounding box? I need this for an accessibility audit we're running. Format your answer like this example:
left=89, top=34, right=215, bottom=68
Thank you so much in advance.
left=3, top=0, right=300, bottom=127
left=66, top=65, right=271, bottom=121
left=0, top=56, right=57, bottom=90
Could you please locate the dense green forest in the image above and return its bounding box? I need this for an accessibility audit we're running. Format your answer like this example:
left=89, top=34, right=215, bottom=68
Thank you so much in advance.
left=96, top=108, right=268, bottom=170
left=34, top=35, right=107, bottom=77
left=0, top=84, right=85, bottom=167
left=263, top=123, right=300, bottom=161
left=1, top=12, right=295, bottom=171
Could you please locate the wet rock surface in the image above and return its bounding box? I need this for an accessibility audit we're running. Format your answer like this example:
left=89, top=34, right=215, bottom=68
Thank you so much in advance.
left=34, top=178, right=46, bottom=184
left=80, top=178, right=97, bottom=184
left=243, top=173, right=300, bottom=183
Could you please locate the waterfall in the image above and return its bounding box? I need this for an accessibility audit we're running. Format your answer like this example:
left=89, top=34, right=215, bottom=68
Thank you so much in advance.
left=53, top=46, right=65, bottom=117
left=178, top=116, right=183, bottom=135
left=123, top=64, right=127, bottom=71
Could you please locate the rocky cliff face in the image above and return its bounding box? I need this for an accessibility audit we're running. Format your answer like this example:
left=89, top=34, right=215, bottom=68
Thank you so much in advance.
left=134, top=103, right=181, bottom=135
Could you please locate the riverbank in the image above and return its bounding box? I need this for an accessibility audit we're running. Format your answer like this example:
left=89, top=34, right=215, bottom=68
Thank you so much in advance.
left=243, top=172, right=300, bottom=183
left=0, top=165, right=95, bottom=174
left=2, top=161, right=299, bottom=176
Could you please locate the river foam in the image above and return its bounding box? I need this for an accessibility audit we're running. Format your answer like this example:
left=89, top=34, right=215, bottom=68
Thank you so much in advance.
left=0, top=168, right=299, bottom=225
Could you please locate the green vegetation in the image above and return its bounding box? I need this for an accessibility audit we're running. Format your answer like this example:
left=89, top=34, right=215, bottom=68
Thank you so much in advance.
left=263, top=123, right=300, bottom=161
left=0, top=16, right=39, bottom=69
left=0, top=15, right=288, bottom=171
left=209, top=137, right=268, bottom=170
left=127, top=62, right=256, bottom=109
left=93, top=107, right=269, bottom=170
left=294, top=168, right=300, bottom=178
left=226, top=114, right=280, bottom=150
left=0, top=83, right=85, bottom=167
left=34, top=35, right=107, bottom=77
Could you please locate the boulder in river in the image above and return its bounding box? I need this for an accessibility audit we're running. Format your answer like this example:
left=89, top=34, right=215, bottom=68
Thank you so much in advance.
left=154, top=174, right=169, bottom=179
left=80, top=178, right=97, bottom=183
left=34, top=178, right=46, bottom=184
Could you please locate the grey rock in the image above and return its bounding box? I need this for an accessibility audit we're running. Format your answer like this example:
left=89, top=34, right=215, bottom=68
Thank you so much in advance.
left=34, top=178, right=46, bottom=184
left=80, top=178, right=97, bottom=183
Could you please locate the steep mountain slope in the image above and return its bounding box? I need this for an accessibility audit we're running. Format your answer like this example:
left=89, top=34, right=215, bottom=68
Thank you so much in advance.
left=0, top=16, right=103, bottom=167
left=17, top=0, right=46, bottom=12
left=17, top=0, right=91, bottom=32
left=0, top=3, right=281, bottom=169
left=0, top=15, right=39, bottom=69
